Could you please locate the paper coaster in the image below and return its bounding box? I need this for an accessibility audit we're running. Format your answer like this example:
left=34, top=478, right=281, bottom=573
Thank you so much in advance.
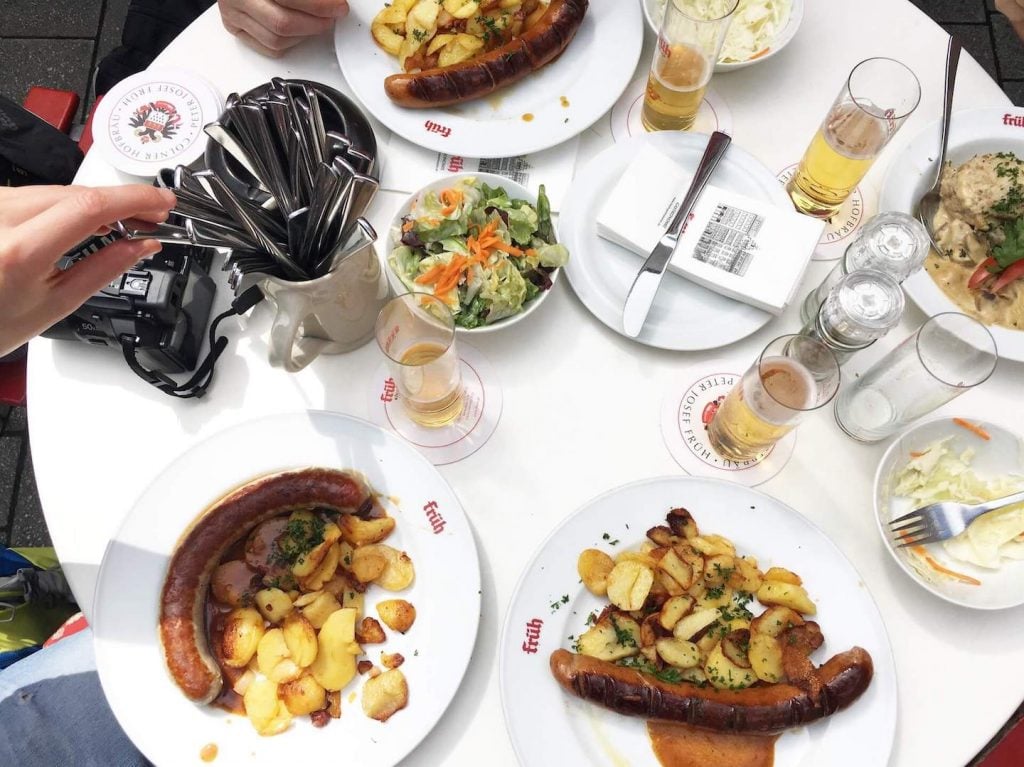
left=368, top=343, right=502, bottom=465
left=660, top=362, right=795, bottom=487
left=776, top=163, right=877, bottom=262
left=609, top=77, right=733, bottom=143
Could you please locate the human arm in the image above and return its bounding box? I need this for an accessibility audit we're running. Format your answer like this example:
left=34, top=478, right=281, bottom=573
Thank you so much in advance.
left=217, top=0, right=348, bottom=57
left=0, top=184, right=177, bottom=357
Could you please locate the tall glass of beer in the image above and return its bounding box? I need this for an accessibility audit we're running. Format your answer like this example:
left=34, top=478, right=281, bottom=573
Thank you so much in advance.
left=641, top=0, right=739, bottom=132
left=707, top=335, right=841, bottom=461
left=787, top=58, right=921, bottom=218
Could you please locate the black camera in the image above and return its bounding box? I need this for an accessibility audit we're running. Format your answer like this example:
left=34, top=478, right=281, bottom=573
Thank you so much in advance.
left=44, top=236, right=216, bottom=376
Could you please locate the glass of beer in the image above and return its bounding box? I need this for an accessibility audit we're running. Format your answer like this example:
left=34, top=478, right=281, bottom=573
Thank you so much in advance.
left=787, top=58, right=921, bottom=218
left=707, top=335, right=841, bottom=461
left=641, top=0, right=739, bottom=132
left=375, top=293, right=463, bottom=427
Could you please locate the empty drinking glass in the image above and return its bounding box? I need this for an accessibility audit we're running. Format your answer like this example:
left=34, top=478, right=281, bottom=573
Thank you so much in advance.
left=834, top=313, right=998, bottom=443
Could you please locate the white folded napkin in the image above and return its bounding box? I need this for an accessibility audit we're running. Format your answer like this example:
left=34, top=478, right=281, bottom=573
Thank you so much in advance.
left=596, top=144, right=824, bottom=315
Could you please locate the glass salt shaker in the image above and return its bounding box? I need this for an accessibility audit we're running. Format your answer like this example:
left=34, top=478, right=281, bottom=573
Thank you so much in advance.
left=800, top=212, right=929, bottom=325
left=802, top=269, right=905, bottom=365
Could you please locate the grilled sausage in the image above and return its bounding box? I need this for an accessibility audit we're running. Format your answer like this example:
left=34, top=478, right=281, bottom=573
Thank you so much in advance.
left=549, top=645, right=874, bottom=734
left=159, top=468, right=371, bottom=703
left=384, top=0, right=589, bottom=108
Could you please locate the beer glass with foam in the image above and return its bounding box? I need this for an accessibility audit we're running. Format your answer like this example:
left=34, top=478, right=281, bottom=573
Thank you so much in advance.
left=641, top=0, right=739, bottom=132
left=787, top=58, right=921, bottom=218
left=708, top=335, right=841, bottom=461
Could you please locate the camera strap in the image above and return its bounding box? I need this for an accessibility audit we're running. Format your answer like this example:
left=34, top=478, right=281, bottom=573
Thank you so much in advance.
left=119, top=285, right=265, bottom=398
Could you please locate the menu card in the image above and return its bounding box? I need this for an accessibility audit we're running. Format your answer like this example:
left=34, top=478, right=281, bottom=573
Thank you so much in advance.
left=381, top=132, right=580, bottom=212
left=597, top=145, right=824, bottom=315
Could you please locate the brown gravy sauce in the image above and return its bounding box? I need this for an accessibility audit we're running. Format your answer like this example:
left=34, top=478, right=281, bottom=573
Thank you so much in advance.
left=647, top=722, right=777, bottom=767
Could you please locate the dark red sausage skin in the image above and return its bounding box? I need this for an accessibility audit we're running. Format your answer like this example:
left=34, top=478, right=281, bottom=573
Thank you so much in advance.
left=160, top=468, right=370, bottom=703
left=549, top=646, right=874, bottom=734
left=384, top=0, right=589, bottom=108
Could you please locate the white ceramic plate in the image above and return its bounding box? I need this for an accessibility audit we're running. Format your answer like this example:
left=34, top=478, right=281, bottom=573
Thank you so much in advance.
left=641, top=0, right=804, bottom=72
left=384, top=172, right=561, bottom=334
left=873, top=415, right=1024, bottom=610
left=880, top=106, right=1024, bottom=363
left=335, top=0, right=642, bottom=158
left=500, top=476, right=897, bottom=767
left=561, top=131, right=786, bottom=350
left=93, top=411, right=480, bottom=766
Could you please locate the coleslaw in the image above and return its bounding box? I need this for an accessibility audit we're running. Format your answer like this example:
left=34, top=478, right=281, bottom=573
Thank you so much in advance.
left=658, top=0, right=792, bottom=63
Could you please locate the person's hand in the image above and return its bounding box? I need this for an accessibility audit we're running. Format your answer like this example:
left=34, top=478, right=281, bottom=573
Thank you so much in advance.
left=0, top=184, right=177, bottom=358
left=217, top=0, right=349, bottom=57
left=997, top=0, right=1024, bottom=40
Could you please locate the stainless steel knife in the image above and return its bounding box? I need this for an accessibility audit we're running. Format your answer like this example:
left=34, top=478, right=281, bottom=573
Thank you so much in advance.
left=621, top=130, right=732, bottom=338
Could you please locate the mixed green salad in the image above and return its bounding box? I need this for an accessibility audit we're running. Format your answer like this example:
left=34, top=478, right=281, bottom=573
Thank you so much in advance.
left=389, top=177, right=569, bottom=329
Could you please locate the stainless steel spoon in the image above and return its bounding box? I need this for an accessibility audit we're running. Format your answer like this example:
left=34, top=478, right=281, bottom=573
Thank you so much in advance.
left=915, top=36, right=961, bottom=252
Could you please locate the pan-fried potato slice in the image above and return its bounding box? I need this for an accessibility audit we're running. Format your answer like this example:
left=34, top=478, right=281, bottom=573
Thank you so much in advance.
left=576, top=614, right=641, bottom=661
left=757, top=581, right=817, bottom=615
left=606, top=561, right=654, bottom=611
left=356, top=616, right=387, bottom=644
left=655, top=637, right=701, bottom=669
left=656, top=569, right=685, bottom=597
left=362, top=668, right=409, bottom=722
left=282, top=613, right=318, bottom=668
left=658, top=595, right=693, bottom=632
left=280, top=674, right=327, bottom=716
left=298, top=591, right=343, bottom=630
left=577, top=549, right=615, bottom=596
left=253, top=588, right=293, bottom=624
left=301, top=542, right=341, bottom=592
left=428, top=32, right=456, bottom=55
left=721, top=629, right=752, bottom=669
left=450, top=0, right=481, bottom=19
left=439, top=34, right=483, bottom=67
left=257, top=628, right=302, bottom=684
left=672, top=607, right=719, bottom=641
left=690, top=534, right=736, bottom=558
left=360, top=544, right=415, bottom=591
left=351, top=548, right=388, bottom=583
left=221, top=608, right=265, bottom=668
left=614, top=550, right=659, bottom=569
left=729, top=556, right=763, bottom=594
left=310, top=608, right=359, bottom=691
left=372, top=22, right=405, bottom=55
left=244, top=677, right=293, bottom=736
left=290, top=519, right=341, bottom=578
left=377, top=599, right=417, bottom=633
left=657, top=548, right=694, bottom=590
left=750, top=606, right=805, bottom=637
left=764, top=566, right=802, bottom=585
left=376, top=0, right=417, bottom=25
left=703, top=554, right=735, bottom=587
left=704, top=642, right=757, bottom=691
left=339, top=515, right=396, bottom=547
left=443, top=0, right=471, bottom=13
left=749, top=633, right=784, bottom=683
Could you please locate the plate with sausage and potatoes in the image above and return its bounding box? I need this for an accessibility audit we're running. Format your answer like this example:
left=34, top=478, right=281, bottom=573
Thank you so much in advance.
left=92, top=411, right=480, bottom=766
left=500, top=476, right=897, bottom=767
left=335, top=0, right=643, bottom=157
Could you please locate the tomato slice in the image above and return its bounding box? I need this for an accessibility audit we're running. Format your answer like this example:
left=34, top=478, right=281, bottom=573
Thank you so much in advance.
left=990, top=259, right=1024, bottom=294
left=968, top=257, right=998, bottom=290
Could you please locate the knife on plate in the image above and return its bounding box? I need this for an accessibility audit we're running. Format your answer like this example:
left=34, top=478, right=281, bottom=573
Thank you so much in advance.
left=621, top=130, right=732, bottom=338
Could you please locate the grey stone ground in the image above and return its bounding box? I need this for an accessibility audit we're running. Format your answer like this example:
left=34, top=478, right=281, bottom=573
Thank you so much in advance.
left=0, top=0, right=1022, bottom=759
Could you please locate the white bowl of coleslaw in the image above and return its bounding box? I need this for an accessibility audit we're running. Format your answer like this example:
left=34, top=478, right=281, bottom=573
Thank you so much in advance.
left=642, top=0, right=804, bottom=72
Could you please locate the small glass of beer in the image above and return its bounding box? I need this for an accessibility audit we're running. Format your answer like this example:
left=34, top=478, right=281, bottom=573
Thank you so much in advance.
left=375, top=293, right=463, bottom=427
left=787, top=58, right=921, bottom=218
left=641, top=0, right=739, bottom=132
left=707, top=335, right=841, bottom=461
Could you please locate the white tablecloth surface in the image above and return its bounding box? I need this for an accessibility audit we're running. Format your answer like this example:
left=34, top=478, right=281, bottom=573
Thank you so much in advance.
left=27, top=1, right=1022, bottom=765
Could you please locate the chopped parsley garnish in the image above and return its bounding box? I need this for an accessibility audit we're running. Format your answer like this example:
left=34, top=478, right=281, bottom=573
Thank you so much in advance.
left=609, top=615, right=637, bottom=648
left=270, top=515, right=325, bottom=567
left=993, top=217, right=1024, bottom=269
left=617, top=656, right=692, bottom=685
left=705, top=585, right=725, bottom=600
left=550, top=594, right=570, bottom=613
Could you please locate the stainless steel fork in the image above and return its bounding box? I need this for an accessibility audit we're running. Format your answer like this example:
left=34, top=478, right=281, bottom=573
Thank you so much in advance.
left=889, top=489, right=1024, bottom=547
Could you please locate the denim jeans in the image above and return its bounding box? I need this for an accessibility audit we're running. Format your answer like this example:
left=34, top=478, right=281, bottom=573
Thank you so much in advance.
left=0, top=628, right=148, bottom=766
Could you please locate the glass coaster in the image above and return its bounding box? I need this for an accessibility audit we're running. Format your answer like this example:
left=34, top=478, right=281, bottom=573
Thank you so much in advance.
left=660, top=361, right=796, bottom=487
left=610, top=78, right=733, bottom=142
left=775, top=163, right=877, bottom=262
left=368, top=343, right=501, bottom=466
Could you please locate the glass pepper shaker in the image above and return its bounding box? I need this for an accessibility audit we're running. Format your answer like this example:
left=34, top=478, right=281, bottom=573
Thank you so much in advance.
left=800, top=212, right=929, bottom=325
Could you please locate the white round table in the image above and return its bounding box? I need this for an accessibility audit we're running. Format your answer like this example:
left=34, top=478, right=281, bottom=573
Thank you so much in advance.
left=29, top=1, right=1021, bottom=765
